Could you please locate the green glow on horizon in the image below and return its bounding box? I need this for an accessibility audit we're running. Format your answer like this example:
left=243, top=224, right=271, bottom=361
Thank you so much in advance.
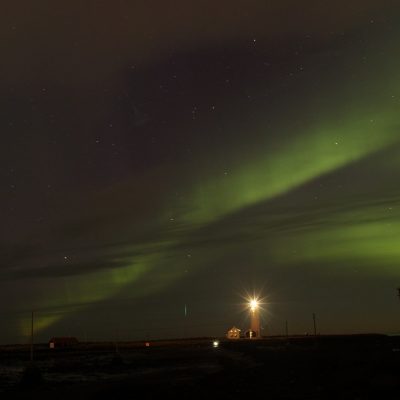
left=18, top=243, right=190, bottom=338
left=268, top=201, right=400, bottom=275
left=19, top=314, right=63, bottom=338
left=17, top=255, right=151, bottom=338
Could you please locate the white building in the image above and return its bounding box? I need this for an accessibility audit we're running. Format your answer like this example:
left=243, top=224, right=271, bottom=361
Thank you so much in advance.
left=226, top=326, right=241, bottom=339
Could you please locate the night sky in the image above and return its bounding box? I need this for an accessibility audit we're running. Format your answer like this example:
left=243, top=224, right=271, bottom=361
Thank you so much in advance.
left=2, top=1, right=400, bottom=344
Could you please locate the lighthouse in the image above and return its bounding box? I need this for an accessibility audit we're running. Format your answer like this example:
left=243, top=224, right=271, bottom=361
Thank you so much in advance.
left=246, top=298, right=261, bottom=339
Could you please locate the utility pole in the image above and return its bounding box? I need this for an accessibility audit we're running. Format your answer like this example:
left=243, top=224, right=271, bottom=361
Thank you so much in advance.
left=30, top=310, right=34, bottom=362
left=285, top=320, right=289, bottom=338
left=114, top=329, right=119, bottom=354
left=312, top=313, right=317, bottom=336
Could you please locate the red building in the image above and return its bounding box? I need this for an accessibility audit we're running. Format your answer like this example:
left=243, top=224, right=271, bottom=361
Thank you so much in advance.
left=49, top=337, right=79, bottom=349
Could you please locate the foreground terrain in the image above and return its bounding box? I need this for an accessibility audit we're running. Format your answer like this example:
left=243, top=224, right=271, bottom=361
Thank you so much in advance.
left=1, top=335, right=399, bottom=399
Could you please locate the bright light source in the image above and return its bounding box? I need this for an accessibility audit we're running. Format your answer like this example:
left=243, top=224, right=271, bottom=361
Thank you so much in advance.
left=249, top=298, right=259, bottom=311
left=213, top=340, right=219, bottom=348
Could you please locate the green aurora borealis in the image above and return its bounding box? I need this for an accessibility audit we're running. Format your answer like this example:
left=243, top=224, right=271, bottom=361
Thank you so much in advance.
left=2, top=1, right=400, bottom=342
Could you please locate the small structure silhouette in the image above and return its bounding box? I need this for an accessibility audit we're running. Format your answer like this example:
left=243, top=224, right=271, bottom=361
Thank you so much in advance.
left=245, top=329, right=257, bottom=338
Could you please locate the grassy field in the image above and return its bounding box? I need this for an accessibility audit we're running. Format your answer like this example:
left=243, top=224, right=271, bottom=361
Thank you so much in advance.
left=1, top=335, right=399, bottom=399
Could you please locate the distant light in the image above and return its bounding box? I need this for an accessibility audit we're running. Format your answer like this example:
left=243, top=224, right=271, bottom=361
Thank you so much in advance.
left=249, top=298, right=259, bottom=311
left=213, top=340, right=219, bottom=348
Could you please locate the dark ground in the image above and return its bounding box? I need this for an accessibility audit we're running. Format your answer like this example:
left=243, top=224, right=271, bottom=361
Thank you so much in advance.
left=1, top=335, right=400, bottom=399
